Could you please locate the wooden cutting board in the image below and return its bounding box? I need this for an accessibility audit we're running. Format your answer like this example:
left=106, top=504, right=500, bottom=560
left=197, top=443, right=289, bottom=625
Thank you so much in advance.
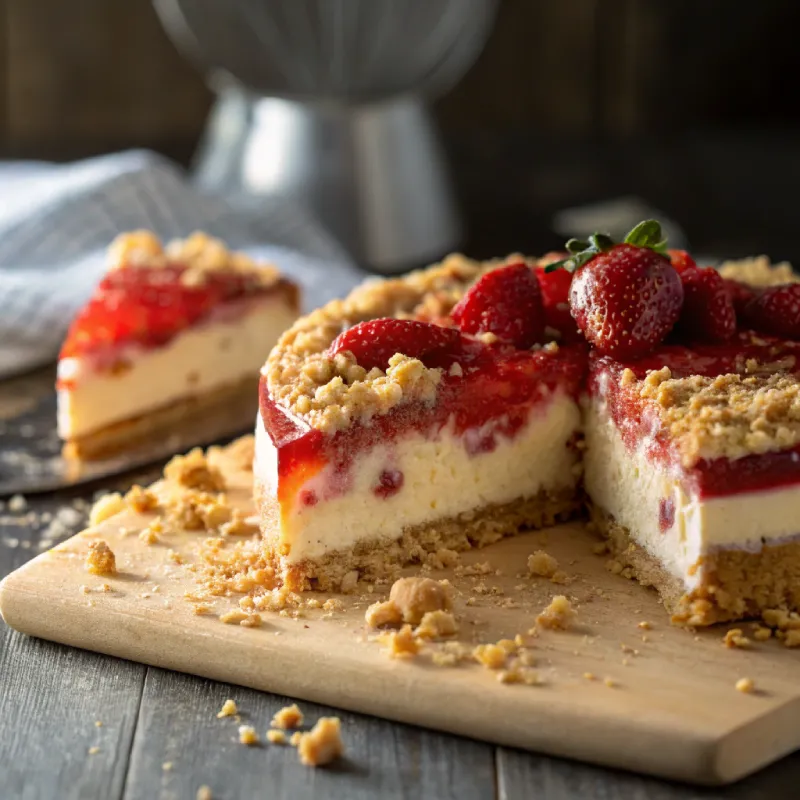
left=1, top=440, right=799, bottom=787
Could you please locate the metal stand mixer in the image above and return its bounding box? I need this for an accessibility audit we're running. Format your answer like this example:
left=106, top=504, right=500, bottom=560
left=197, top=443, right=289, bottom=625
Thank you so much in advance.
left=154, top=0, right=498, bottom=272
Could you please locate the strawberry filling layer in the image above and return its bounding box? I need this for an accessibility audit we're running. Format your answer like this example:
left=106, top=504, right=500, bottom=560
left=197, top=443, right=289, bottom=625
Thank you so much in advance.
left=590, top=332, right=800, bottom=499
left=58, top=263, right=290, bottom=380
left=260, top=342, right=587, bottom=510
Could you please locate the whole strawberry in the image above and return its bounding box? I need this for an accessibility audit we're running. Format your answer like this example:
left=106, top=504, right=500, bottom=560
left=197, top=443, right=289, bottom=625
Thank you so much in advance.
left=535, top=264, right=582, bottom=342
left=451, top=262, right=544, bottom=349
left=558, top=221, right=684, bottom=359
left=328, top=318, right=461, bottom=371
left=743, top=284, right=800, bottom=339
left=725, top=279, right=758, bottom=318
left=674, top=266, right=736, bottom=342
left=667, top=249, right=697, bottom=274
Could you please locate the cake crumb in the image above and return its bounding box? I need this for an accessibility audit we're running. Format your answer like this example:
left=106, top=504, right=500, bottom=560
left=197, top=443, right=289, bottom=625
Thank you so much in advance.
left=340, top=570, right=359, bottom=594
left=752, top=625, right=772, bottom=641
left=364, top=600, right=402, bottom=629
left=219, top=610, right=262, bottom=627
left=535, top=595, right=576, bottom=631
left=723, top=628, right=751, bottom=649
left=87, top=746, right=100, bottom=755
left=165, top=448, right=225, bottom=492
left=498, top=668, right=541, bottom=686
left=267, top=729, right=287, bottom=745
left=216, top=699, right=238, bottom=718
left=584, top=672, right=596, bottom=681
left=527, top=550, right=558, bottom=579
left=89, top=493, right=125, bottom=526
left=139, top=520, right=162, bottom=545
left=415, top=610, right=458, bottom=640
left=162, top=762, right=173, bottom=771
left=472, top=643, right=507, bottom=670
left=783, top=629, right=800, bottom=648
left=389, top=577, right=452, bottom=625
left=637, top=621, right=652, bottom=630
left=379, top=624, right=420, bottom=658
left=297, top=717, right=344, bottom=767
left=196, top=787, right=212, bottom=800
left=125, top=484, right=159, bottom=513
left=95, top=720, right=103, bottom=727
left=592, top=541, right=609, bottom=555
left=271, top=704, right=304, bottom=730
left=86, top=540, right=116, bottom=576
left=604, top=677, right=617, bottom=688
left=238, top=725, right=259, bottom=745
left=736, top=677, right=756, bottom=694
left=290, top=731, right=303, bottom=747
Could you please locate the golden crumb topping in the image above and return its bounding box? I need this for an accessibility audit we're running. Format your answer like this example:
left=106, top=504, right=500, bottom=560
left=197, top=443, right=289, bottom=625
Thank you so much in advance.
left=717, top=256, right=797, bottom=287
left=86, top=540, right=116, bottom=576
left=296, top=717, right=344, bottom=767
left=263, top=253, right=531, bottom=433
left=107, top=230, right=281, bottom=288
left=638, top=366, right=800, bottom=466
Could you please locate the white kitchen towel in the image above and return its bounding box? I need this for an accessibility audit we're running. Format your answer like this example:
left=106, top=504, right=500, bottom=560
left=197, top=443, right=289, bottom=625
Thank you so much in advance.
left=0, top=149, right=364, bottom=379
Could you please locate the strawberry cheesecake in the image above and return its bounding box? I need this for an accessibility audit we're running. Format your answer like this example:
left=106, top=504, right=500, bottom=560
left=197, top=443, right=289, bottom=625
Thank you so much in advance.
left=255, top=255, right=586, bottom=590
left=256, top=220, right=800, bottom=625
left=58, top=231, right=299, bottom=459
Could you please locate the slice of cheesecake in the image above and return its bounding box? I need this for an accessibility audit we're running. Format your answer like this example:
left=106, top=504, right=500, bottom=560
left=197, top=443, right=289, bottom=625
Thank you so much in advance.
left=584, top=256, right=800, bottom=626
left=58, top=231, right=299, bottom=459
left=255, top=255, right=586, bottom=591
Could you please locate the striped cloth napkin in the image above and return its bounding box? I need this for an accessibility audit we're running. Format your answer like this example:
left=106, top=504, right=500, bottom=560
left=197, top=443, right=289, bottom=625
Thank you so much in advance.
left=0, top=150, right=364, bottom=379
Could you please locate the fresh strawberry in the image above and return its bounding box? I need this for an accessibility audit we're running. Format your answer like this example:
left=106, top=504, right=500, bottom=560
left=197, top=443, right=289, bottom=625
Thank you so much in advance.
left=451, top=262, right=544, bottom=349
left=667, top=249, right=697, bottom=274
left=743, top=284, right=800, bottom=339
left=558, top=220, right=683, bottom=359
left=674, top=267, right=735, bottom=342
left=535, top=265, right=581, bottom=342
left=328, top=318, right=462, bottom=371
left=724, top=279, right=758, bottom=318
left=60, top=265, right=261, bottom=359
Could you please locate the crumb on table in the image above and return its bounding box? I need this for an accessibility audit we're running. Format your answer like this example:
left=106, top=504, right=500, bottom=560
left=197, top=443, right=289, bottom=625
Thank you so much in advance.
left=736, top=677, right=756, bottom=694
left=89, top=493, right=126, bottom=526
left=415, top=610, right=458, bottom=640
left=722, top=629, right=751, bottom=649
left=267, top=729, right=287, bottom=745
left=216, top=699, right=238, bottom=718
left=472, top=643, right=507, bottom=670
left=271, top=703, right=304, bottom=730
left=364, top=600, right=403, bottom=629
left=238, top=725, right=259, bottom=745
left=85, top=540, right=116, bottom=576
left=297, top=717, right=344, bottom=767
left=378, top=624, right=420, bottom=658
left=527, top=550, right=558, bottom=579
left=196, top=786, right=213, bottom=800
left=388, top=577, right=452, bottom=625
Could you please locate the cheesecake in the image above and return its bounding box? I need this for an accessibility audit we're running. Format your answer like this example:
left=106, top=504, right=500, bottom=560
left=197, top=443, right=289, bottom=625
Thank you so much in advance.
left=58, top=231, right=300, bottom=459
left=255, top=222, right=800, bottom=625
left=255, top=255, right=586, bottom=591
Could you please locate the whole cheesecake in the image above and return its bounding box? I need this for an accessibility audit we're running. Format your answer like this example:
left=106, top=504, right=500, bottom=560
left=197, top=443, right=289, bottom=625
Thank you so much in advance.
left=256, top=225, right=800, bottom=626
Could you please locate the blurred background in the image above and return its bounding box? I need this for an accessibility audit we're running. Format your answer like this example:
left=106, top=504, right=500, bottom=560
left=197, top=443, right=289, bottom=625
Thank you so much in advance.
left=1, top=0, right=798, bottom=267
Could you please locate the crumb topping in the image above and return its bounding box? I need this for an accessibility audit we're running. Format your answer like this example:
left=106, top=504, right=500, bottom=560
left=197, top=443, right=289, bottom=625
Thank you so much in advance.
left=107, top=230, right=281, bottom=288
left=717, top=256, right=797, bottom=287
left=638, top=366, right=800, bottom=466
left=263, top=253, right=529, bottom=433
left=271, top=704, right=304, bottom=730
left=86, top=540, right=116, bottom=576
left=296, top=717, right=344, bottom=767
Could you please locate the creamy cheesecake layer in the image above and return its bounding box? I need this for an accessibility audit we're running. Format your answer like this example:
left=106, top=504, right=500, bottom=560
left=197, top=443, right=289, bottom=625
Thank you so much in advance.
left=58, top=296, right=297, bottom=440
left=256, top=391, right=582, bottom=564
left=584, top=397, right=800, bottom=591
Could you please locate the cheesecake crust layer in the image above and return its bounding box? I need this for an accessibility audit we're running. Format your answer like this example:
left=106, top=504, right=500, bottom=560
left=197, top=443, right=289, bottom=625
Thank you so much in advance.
left=590, top=504, right=800, bottom=626
left=256, top=481, right=581, bottom=592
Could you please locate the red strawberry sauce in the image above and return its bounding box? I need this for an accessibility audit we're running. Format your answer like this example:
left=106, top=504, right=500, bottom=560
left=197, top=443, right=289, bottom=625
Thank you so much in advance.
left=260, top=341, right=587, bottom=509
left=58, top=263, right=288, bottom=385
left=590, top=332, right=800, bottom=499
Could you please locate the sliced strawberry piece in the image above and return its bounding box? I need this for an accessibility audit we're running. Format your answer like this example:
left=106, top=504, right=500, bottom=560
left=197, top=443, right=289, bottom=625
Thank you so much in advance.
left=743, top=284, right=800, bottom=339
left=674, top=267, right=735, bottom=343
left=328, top=318, right=462, bottom=371
left=535, top=265, right=581, bottom=342
left=667, top=249, right=697, bottom=274
left=60, top=264, right=263, bottom=359
left=568, top=243, right=683, bottom=359
left=451, top=262, right=544, bottom=349
left=724, top=278, right=758, bottom=318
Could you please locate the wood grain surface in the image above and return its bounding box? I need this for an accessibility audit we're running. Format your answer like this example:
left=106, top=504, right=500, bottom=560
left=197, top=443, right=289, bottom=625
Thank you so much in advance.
left=3, top=441, right=800, bottom=790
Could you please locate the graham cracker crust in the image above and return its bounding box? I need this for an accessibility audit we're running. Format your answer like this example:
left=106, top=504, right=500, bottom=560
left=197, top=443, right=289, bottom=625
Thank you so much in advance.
left=64, top=376, right=260, bottom=460
left=589, top=504, right=800, bottom=626
left=256, top=480, right=581, bottom=592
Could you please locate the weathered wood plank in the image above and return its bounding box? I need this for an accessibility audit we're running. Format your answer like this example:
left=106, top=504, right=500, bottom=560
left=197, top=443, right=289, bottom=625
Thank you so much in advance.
left=123, top=667, right=497, bottom=800
left=496, top=746, right=800, bottom=800
left=0, top=493, right=146, bottom=800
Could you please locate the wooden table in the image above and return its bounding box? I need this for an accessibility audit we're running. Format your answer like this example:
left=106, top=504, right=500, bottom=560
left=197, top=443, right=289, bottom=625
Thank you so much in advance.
left=2, top=375, right=800, bottom=799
